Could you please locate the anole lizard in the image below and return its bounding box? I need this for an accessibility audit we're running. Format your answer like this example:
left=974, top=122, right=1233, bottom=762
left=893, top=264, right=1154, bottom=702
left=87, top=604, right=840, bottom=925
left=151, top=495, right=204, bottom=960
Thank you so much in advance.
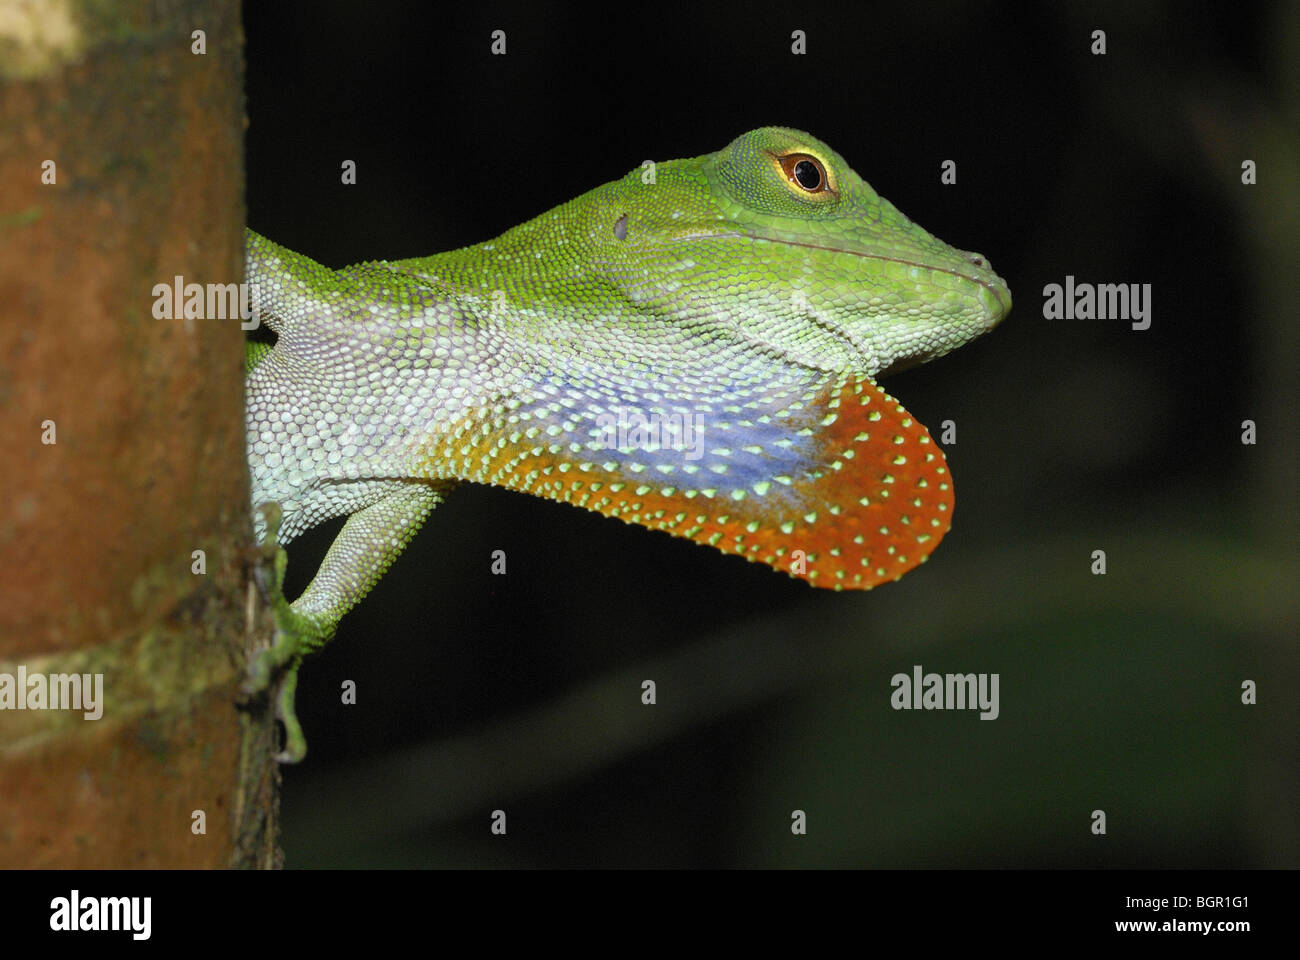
left=243, top=127, right=1010, bottom=761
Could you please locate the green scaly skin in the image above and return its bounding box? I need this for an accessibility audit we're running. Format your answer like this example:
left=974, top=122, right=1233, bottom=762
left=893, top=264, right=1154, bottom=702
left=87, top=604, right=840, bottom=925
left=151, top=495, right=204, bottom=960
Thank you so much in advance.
left=242, top=127, right=1010, bottom=762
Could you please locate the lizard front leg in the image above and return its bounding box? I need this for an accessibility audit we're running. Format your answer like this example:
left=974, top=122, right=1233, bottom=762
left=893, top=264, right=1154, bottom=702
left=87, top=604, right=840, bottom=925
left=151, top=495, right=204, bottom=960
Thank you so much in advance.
left=246, top=481, right=452, bottom=762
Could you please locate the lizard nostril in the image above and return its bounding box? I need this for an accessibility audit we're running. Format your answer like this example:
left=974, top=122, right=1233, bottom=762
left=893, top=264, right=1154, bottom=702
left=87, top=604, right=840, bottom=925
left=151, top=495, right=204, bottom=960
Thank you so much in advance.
left=969, top=254, right=985, bottom=268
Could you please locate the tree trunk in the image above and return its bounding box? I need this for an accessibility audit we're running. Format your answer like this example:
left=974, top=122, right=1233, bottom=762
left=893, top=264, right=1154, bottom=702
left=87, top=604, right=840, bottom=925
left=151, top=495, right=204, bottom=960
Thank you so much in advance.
left=0, top=0, right=278, bottom=868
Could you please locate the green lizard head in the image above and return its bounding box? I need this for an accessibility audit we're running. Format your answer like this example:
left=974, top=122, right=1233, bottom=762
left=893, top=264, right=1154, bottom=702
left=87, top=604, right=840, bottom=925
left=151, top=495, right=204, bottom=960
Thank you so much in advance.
left=592, top=126, right=1010, bottom=377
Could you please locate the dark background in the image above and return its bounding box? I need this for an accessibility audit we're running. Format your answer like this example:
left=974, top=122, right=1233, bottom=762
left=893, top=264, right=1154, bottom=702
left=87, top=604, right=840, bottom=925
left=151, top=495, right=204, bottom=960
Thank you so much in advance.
left=243, top=1, right=1297, bottom=867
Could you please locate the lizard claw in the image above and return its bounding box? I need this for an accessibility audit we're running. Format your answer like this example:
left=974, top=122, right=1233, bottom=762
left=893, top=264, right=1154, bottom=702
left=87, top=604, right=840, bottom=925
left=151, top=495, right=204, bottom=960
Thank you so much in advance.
left=274, top=666, right=308, bottom=763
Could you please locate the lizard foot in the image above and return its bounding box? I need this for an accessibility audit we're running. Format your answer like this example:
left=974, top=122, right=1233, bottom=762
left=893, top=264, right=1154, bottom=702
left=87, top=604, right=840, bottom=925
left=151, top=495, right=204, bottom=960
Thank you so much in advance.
left=244, top=502, right=313, bottom=764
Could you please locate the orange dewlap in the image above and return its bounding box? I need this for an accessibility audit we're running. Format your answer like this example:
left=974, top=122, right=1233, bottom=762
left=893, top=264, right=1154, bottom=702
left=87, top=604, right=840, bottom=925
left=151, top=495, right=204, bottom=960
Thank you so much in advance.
left=429, top=376, right=952, bottom=591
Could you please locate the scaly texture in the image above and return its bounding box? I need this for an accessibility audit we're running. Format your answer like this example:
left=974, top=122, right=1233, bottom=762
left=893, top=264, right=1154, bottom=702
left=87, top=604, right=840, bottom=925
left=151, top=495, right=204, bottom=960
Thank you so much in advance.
left=243, top=127, right=1011, bottom=760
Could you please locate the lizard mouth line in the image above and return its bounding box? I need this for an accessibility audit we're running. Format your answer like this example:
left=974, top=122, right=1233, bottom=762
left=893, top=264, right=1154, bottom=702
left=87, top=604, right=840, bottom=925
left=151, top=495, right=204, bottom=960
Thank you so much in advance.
left=758, top=235, right=1010, bottom=317
left=679, top=229, right=1009, bottom=317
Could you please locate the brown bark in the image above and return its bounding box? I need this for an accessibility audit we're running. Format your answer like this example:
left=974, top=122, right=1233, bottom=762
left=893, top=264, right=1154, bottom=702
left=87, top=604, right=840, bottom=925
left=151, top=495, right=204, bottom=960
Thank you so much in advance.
left=0, top=1, right=278, bottom=868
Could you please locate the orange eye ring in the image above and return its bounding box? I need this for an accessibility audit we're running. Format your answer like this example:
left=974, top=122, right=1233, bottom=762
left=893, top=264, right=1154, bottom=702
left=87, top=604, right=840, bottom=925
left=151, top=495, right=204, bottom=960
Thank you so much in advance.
left=775, top=153, right=834, bottom=196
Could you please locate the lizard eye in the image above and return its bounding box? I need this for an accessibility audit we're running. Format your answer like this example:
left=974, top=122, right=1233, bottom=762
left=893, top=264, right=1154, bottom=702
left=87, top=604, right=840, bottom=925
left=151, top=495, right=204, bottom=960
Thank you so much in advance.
left=777, top=153, right=829, bottom=194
